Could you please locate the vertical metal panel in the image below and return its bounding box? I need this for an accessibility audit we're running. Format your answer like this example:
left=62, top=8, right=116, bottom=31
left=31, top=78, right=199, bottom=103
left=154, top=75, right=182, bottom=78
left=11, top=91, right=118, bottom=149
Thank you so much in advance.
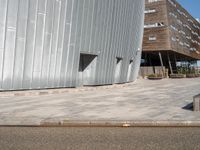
left=22, top=0, right=38, bottom=89
left=2, top=0, right=19, bottom=90
left=54, top=0, right=67, bottom=87
left=32, top=0, right=47, bottom=88
left=0, top=0, right=8, bottom=88
left=0, top=0, right=7, bottom=49
left=40, top=0, right=55, bottom=88
left=48, top=0, right=61, bottom=88
left=0, top=0, right=144, bottom=91
left=12, top=0, right=29, bottom=89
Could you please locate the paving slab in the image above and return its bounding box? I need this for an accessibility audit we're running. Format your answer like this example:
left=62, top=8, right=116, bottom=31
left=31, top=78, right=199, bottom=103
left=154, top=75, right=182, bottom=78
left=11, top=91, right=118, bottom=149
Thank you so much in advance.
left=0, top=78, right=200, bottom=126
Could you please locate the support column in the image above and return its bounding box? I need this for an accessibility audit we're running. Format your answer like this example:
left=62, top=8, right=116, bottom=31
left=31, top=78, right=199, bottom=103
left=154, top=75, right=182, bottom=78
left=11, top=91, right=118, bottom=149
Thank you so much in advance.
left=174, top=54, right=177, bottom=73
left=145, top=53, right=148, bottom=66
left=158, top=52, right=165, bottom=77
left=167, top=52, right=173, bottom=74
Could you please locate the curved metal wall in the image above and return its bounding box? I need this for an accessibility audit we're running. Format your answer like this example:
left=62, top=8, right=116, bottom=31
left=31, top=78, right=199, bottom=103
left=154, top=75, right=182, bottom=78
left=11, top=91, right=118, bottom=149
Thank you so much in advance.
left=0, top=0, right=144, bottom=91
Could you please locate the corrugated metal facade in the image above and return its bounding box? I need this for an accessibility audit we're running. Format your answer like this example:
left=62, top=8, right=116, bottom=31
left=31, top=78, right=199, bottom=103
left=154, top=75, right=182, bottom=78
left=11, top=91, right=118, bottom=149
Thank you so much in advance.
left=0, top=0, right=144, bottom=91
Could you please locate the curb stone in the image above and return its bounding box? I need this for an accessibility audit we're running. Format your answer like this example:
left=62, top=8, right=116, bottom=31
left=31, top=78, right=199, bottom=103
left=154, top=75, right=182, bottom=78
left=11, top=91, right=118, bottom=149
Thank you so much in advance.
left=38, top=120, right=200, bottom=127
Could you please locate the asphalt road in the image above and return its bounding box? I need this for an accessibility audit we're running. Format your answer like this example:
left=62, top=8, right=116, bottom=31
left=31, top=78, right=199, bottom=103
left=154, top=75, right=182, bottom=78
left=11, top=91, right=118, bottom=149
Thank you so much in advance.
left=0, top=127, right=200, bottom=150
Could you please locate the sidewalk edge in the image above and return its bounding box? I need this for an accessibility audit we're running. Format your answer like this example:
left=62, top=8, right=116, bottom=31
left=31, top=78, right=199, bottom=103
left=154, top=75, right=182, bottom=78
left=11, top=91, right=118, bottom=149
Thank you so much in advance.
left=2, top=120, right=200, bottom=127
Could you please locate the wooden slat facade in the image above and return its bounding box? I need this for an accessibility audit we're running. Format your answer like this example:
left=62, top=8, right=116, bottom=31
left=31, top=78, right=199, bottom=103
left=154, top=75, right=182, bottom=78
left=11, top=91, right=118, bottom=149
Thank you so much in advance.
left=143, top=0, right=200, bottom=60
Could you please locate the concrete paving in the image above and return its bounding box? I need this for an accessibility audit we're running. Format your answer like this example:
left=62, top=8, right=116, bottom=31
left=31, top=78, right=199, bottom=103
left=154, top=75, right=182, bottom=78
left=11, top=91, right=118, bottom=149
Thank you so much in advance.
left=0, top=78, right=200, bottom=125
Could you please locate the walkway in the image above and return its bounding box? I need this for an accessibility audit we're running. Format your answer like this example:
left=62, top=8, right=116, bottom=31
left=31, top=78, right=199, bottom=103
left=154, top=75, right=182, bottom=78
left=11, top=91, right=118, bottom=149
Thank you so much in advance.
left=0, top=78, right=200, bottom=125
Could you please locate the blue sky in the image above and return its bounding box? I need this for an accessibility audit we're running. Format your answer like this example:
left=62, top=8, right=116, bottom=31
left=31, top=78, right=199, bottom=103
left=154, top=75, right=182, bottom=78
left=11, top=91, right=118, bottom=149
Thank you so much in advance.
left=177, top=0, right=200, bottom=19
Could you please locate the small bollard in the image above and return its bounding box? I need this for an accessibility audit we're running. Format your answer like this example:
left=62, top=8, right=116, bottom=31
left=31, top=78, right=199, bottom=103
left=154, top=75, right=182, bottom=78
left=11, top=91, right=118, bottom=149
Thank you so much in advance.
left=193, top=94, right=200, bottom=111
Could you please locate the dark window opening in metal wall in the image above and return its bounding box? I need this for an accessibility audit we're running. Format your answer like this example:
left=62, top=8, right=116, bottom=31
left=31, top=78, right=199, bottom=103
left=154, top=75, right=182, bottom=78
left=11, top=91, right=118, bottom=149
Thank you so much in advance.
left=78, top=54, right=97, bottom=86
left=114, top=57, right=123, bottom=84
left=127, top=60, right=134, bottom=82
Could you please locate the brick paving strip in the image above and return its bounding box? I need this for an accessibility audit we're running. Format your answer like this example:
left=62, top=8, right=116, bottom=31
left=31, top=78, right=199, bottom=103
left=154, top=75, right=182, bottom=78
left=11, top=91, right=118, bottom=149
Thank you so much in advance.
left=0, top=78, right=200, bottom=126
left=0, top=82, right=135, bottom=97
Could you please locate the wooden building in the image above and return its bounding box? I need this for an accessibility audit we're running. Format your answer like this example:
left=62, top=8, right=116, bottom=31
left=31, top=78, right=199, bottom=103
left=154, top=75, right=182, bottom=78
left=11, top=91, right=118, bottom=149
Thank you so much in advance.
left=142, top=0, right=200, bottom=74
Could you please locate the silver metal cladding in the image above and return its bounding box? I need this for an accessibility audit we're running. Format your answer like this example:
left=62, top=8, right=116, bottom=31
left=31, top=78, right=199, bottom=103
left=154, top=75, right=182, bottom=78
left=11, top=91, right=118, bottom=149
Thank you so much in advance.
left=0, top=0, right=144, bottom=90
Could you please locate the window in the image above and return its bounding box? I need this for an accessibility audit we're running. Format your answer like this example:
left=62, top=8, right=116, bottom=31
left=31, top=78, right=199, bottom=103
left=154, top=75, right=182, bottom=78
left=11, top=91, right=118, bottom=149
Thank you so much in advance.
left=193, top=23, right=199, bottom=29
left=182, top=12, right=188, bottom=18
left=188, top=19, right=194, bottom=24
left=148, top=0, right=162, bottom=3
left=192, top=40, right=198, bottom=44
left=190, top=48, right=197, bottom=51
left=186, top=36, right=191, bottom=40
left=179, top=41, right=183, bottom=46
left=169, top=12, right=177, bottom=18
left=185, top=25, right=191, bottom=30
left=171, top=37, right=176, bottom=42
left=149, top=36, right=156, bottom=41
left=145, top=9, right=156, bottom=14
left=177, top=9, right=182, bottom=15
left=184, top=42, right=190, bottom=48
left=144, top=22, right=164, bottom=28
left=179, top=30, right=186, bottom=35
left=192, top=31, right=198, bottom=36
left=170, top=25, right=178, bottom=31
left=78, top=53, right=97, bottom=86
left=177, top=20, right=183, bottom=25
left=168, top=0, right=176, bottom=7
